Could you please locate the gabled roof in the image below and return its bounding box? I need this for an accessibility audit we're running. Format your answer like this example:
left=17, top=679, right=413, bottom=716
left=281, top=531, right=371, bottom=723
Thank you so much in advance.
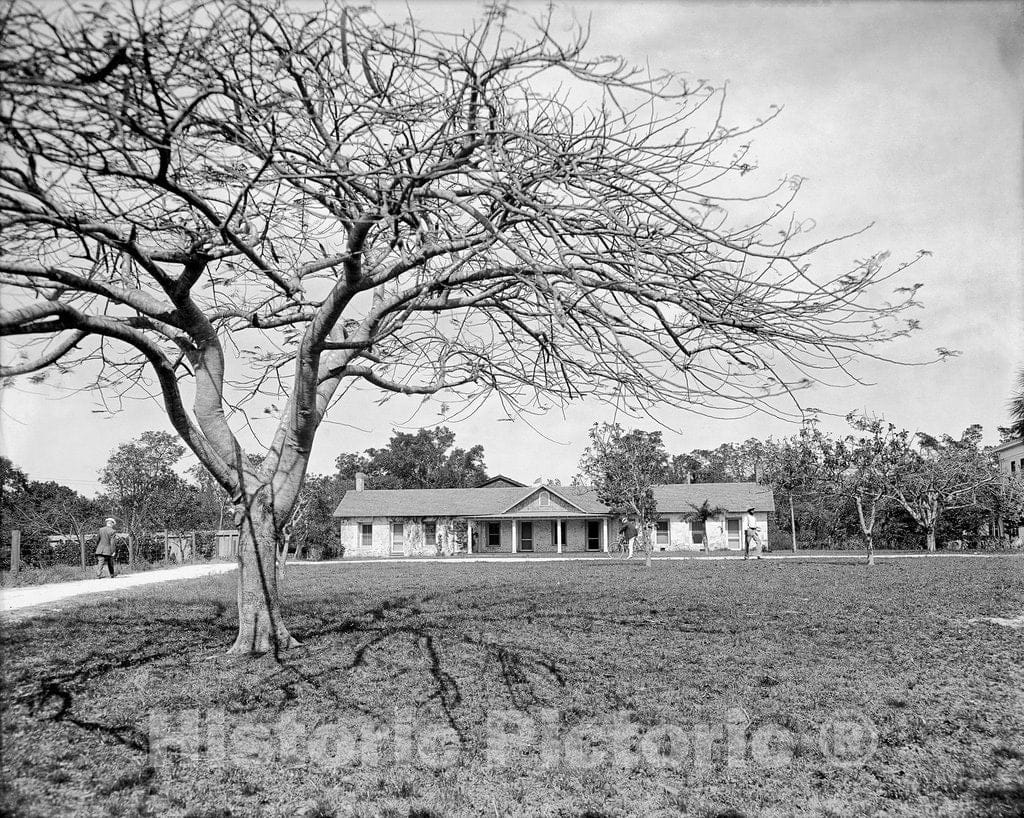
left=333, top=481, right=774, bottom=518
left=477, top=474, right=528, bottom=488
left=499, top=484, right=589, bottom=514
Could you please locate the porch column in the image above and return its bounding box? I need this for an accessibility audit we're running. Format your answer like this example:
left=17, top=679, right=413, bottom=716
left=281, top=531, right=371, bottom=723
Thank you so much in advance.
left=603, top=518, right=610, bottom=552
left=556, top=518, right=562, bottom=554
left=466, top=519, right=473, bottom=554
left=511, top=519, right=517, bottom=553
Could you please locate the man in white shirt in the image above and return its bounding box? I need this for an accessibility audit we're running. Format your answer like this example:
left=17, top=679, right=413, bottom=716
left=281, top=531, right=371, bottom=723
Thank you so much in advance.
left=743, top=507, right=761, bottom=560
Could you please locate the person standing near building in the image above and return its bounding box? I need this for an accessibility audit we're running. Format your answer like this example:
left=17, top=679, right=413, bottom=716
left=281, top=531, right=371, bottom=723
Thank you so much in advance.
left=96, top=517, right=117, bottom=578
left=619, top=517, right=638, bottom=560
left=743, top=507, right=762, bottom=560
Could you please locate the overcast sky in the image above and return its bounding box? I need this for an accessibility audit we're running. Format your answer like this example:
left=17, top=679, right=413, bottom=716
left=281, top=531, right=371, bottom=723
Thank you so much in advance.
left=2, top=0, right=1022, bottom=494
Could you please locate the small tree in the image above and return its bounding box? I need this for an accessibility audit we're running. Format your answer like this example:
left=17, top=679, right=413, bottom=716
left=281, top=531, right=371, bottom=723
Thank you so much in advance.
left=99, top=431, right=186, bottom=564
left=577, top=423, right=668, bottom=567
left=888, top=425, right=997, bottom=552
left=821, top=414, right=902, bottom=565
left=764, top=422, right=826, bottom=552
left=681, top=500, right=727, bottom=552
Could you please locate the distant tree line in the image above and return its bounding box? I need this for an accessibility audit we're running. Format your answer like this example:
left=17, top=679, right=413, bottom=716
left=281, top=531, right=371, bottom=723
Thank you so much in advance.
left=5, top=414, right=1022, bottom=570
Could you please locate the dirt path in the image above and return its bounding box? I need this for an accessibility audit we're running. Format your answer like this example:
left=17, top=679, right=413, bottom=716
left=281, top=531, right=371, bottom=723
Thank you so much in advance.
left=0, top=562, right=237, bottom=615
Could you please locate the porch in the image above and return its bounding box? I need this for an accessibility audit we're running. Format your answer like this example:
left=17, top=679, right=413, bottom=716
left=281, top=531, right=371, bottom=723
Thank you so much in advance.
left=467, top=516, right=613, bottom=554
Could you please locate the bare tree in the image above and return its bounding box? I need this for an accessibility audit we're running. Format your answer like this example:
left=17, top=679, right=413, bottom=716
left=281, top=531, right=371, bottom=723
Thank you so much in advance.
left=888, top=426, right=997, bottom=553
left=821, top=414, right=903, bottom=565
left=0, top=2, right=929, bottom=652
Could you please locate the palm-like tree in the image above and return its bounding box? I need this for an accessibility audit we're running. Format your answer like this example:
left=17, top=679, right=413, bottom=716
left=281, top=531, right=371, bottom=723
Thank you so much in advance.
left=682, top=500, right=728, bottom=552
left=1010, top=368, right=1024, bottom=440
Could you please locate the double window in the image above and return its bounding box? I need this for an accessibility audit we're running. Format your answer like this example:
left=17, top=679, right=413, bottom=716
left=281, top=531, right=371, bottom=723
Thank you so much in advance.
left=487, top=522, right=501, bottom=548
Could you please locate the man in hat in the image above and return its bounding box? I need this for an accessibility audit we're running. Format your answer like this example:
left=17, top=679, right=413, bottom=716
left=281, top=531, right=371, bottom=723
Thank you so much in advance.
left=743, top=507, right=762, bottom=560
left=96, top=517, right=117, bottom=578
left=619, top=517, right=638, bottom=560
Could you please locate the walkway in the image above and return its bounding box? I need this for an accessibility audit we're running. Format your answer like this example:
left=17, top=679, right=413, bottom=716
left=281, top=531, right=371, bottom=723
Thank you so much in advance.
left=0, top=562, right=237, bottom=615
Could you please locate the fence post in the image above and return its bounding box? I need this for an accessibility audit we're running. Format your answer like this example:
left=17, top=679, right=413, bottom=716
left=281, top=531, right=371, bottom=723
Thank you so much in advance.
left=11, top=530, right=20, bottom=575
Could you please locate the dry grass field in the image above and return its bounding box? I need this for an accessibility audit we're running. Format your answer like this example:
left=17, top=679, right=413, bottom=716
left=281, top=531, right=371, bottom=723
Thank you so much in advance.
left=2, top=556, right=1023, bottom=817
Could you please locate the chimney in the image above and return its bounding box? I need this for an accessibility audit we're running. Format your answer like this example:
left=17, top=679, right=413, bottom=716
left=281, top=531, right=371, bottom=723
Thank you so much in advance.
left=355, top=472, right=366, bottom=492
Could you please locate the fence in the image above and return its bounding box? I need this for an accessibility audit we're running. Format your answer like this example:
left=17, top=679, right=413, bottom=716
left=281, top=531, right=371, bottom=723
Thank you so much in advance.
left=1, top=529, right=239, bottom=572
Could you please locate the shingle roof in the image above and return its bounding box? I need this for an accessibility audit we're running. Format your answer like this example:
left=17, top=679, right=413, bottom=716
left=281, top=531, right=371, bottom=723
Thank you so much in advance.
left=333, top=482, right=774, bottom=517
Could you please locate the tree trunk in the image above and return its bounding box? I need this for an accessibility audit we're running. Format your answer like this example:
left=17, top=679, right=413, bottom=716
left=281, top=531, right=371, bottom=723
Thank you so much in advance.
left=789, top=493, right=797, bottom=552
left=926, top=528, right=937, bottom=552
left=229, top=504, right=299, bottom=655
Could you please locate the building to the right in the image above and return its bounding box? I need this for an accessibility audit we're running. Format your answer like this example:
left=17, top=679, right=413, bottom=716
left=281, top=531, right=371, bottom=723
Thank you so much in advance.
left=993, top=437, right=1024, bottom=539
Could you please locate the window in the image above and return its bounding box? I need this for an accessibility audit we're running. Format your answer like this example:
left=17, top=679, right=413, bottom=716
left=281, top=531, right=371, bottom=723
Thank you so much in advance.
left=690, top=519, right=705, bottom=546
left=360, top=523, right=373, bottom=550
left=424, top=522, right=437, bottom=549
left=520, top=521, right=534, bottom=551
left=390, top=522, right=405, bottom=555
left=586, top=520, right=601, bottom=551
left=539, top=490, right=550, bottom=507
left=656, top=520, right=670, bottom=549
left=1013, top=462, right=1018, bottom=476
left=487, top=522, right=501, bottom=548
left=550, top=520, right=568, bottom=548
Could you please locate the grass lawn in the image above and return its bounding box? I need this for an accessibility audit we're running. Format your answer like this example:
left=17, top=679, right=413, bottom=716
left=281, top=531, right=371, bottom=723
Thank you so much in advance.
left=2, top=557, right=1023, bottom=817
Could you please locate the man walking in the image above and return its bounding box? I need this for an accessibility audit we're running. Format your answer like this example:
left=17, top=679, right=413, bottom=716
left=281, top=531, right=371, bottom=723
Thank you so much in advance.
left=96, top=517, right=117, bottom=578
left=743, top=507, right=762, bottom=560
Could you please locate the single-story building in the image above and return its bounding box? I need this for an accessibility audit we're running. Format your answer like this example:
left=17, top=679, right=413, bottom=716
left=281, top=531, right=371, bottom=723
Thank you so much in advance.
left=333, top=477, right=774, bottom=557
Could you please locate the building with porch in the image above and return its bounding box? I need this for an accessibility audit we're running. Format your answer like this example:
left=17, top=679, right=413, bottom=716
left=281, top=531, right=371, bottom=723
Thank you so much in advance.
left=333, top=478, right=774, bottom=557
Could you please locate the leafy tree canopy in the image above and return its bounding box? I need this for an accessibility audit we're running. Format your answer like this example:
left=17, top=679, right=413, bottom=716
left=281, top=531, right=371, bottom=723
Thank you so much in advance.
left=336, top=426, right=487, bottom=490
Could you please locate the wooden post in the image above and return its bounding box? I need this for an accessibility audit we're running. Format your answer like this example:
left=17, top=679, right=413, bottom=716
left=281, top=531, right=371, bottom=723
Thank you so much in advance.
left=163, top=529, right=169, bottom=561
left=556, top=518, right=562, bottom=554
left=79, top=532, right=87, bottom=571
left=10, top=530, right=20, bottom=574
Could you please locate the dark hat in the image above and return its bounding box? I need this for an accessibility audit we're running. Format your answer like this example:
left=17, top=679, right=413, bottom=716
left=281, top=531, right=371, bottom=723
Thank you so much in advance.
left=747, top=507, right=755, bottom=513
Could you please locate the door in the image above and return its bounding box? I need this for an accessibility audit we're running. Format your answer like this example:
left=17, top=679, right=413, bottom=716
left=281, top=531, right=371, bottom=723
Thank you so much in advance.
left=586, top=520, right=601, bottom=551
left=519, top=521, right=534, bottom=552
left=726, top=517, right=741, bottom=550
left=390, top=522, right=405, bottom=555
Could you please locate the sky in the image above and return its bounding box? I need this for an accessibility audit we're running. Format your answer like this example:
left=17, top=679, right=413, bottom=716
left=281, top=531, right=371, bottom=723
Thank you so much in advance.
left=1, top=0, right=1022, bottom=494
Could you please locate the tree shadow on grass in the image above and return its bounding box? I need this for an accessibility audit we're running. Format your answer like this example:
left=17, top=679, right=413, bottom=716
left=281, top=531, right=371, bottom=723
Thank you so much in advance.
left=266, top=592, right=586, bottom=745
left=972, top=782, right=1024, bottom=817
